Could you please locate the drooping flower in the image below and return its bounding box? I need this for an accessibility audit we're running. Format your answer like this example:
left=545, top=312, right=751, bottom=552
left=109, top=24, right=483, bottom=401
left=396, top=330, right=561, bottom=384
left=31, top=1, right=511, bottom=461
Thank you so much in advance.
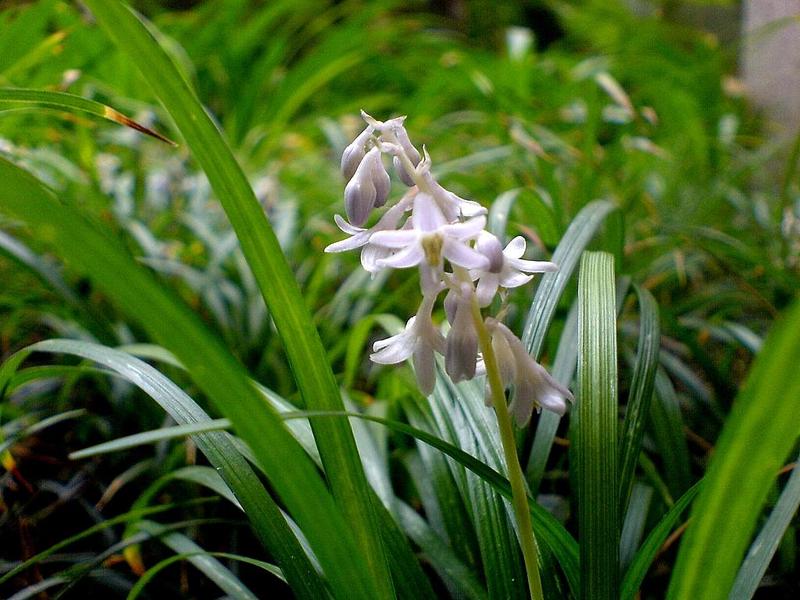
left=487, top=319, right=573, bottom=425
left=444, top=283, right=480, bottom=383
left=371, top=292, right=444, bottom=395
left=471, top=233, right=558, bottom=306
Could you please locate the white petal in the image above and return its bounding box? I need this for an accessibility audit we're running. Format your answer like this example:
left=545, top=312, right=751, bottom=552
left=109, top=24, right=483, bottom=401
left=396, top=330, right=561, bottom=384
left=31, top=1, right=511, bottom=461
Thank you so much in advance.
left=459, top=199, right=488, bottom=217
left=441, top=215, right=486, bottom=240
left=442, top=239, right=490, bottom=270
left=419, top=262, right=444, bottom=295
left=361, top=244, right=391, bottom=272
left=377, top=244, right=425, bottom=269
left=508, top=258, right=558, bottom=273
left=369, top=229, right=418, bottom=248
left=475, top=273, right=500, bottom=306
left=412, top=193, right=447, bottom=231
left=509, top=382, right=535, bottom=427
left=371, top=327, right=416, bottom=364
left=413, top=345, right=436, bottom=396
left=325, top=234, right=369, bottom=253
left=476, top=231, right=504, bottom=272
left=503, top=236, right=527, bottom=259
left=334, top=213, right=364, bottom=235
left=499, top=272, right=533, bottom=289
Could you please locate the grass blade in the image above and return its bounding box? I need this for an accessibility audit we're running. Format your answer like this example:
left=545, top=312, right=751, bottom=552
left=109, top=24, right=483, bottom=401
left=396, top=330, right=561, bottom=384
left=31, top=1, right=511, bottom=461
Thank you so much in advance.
left=649, top=368, right=691, bottom=498
left=0, top=87, right=175, bottom=145
left=135, top=521, right=258, bottom=600
left=395, top=500, right=488, bottom=600
left=620, top=481, right=701, bottom=600
left=618, top=285, right=660, bottom=517
left=69, top=419, right=232, bottom=460
left=522, top=199, right=616, bottom=357
left=667, top=298, right=800, bottom=600
left=79, top=4, right=392, bottom=591
left=730, top=447, right=800, bottom=599
left=128, top=550, right=284, bottom=600
left=576, top=251, right=618, bottom=599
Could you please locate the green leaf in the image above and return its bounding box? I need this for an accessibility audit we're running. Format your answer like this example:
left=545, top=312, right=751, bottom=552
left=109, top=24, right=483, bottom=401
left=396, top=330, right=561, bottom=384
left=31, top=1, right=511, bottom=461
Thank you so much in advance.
left=620, top=482, right=701, bottom=600
left=395, top=500, right=488, bottom=600
left=667, top=298, right=800, bottom=600
left=69, top=419, right=232, bottom=460
left=648, top=368, right=691, bottom=498
left=730, top=446, right=800, bottom=599
left=134, top=521, right=259, bottom=600
left=128, top=550, right=285, bottom=600
left=0, top=87, right=175, bottom=144
left=522, top=199, right=616, bottom=358
left=575, top=251, right=619, bottom=599
left=618, top=285, right=660, bottom=517
left=78, top=4, right=392, bottom=592
left=0, top=159, right=371, bottom=600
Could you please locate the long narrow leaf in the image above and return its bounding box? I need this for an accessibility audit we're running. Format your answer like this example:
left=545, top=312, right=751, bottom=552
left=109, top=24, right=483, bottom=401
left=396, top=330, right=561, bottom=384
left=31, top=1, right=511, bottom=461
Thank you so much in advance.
left=135, top=521, right=258, bottom=600
left=0, top=87, right=175, bottom=144
left=730, top=447, right=800, bottom=599
left=620, top=482, right=701, bottom=600
left=522, top=199, right=616, bottom=357
left=79, top=4, right=391, bottom=592
left=618, top=285, right=660, bottom=517
left=576, top=251, right=619, bottom=599
left=667, top=298, right=800, bottom=600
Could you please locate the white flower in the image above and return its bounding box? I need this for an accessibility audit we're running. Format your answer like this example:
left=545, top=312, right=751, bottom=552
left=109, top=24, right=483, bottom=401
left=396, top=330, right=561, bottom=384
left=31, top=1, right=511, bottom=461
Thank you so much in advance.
left=369, top=193, right=489, bottom=293
left=371, top=293, right=444, bottom=395
left=487, top=319, right=573, bottom=425
left=471, top=233, right=558, bottom=307
left=324, top=191, right=414, bottom=272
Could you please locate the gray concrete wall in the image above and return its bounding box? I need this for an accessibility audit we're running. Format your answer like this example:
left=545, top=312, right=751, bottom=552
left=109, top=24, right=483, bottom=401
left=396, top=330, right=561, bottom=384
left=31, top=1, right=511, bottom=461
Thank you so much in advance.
left=742, top=1, right=800, bottom=135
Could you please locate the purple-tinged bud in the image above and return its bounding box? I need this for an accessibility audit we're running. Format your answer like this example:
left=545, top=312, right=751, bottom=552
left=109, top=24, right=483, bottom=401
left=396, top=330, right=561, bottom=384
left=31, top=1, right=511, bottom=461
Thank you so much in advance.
left=345, top=149, right=381, bottom=226
left=393, top=155, right=416, bottom=187
left=445, top=284, right=479, bottom=383
left=395, top=126, right=421, bottom=166
left=365, top=149, right=391, bottom=207
left=341, top=126, right=374, bottom=180
left=444, top=287, right=459, bottom=325
left=476, top=231, right=505, bottom=273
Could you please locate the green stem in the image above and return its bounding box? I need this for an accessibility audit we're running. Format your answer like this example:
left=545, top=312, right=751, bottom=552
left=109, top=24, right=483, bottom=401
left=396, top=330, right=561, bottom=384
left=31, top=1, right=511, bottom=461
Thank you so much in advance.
left=467, top=289, right=544, bottom=600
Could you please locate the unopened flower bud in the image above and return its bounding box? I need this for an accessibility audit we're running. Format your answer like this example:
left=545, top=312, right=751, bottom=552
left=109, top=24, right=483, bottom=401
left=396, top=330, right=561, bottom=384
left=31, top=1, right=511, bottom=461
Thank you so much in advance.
left=366, top=149, right=391, bottom=207
left=341, top=126, right=373, bottom=180
left=393, top=155, right=416, bottom=186
left=444, top=287, right=459, bottom=324
left=395, top=126, right=421, bottom=166
left=445, top=284, right=479, bottom=383
left=345, top=150, right=379, bottom=226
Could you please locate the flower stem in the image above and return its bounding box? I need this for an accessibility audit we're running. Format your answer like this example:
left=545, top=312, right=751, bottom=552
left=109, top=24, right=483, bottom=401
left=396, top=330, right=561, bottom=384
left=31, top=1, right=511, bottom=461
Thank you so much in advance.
left=468, top=293, right=545, bottom=600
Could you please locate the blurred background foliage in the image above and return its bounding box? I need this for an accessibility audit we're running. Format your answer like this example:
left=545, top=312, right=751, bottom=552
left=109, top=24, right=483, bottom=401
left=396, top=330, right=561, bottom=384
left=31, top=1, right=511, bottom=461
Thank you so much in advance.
left=0, top=0, right=797, bottom=597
